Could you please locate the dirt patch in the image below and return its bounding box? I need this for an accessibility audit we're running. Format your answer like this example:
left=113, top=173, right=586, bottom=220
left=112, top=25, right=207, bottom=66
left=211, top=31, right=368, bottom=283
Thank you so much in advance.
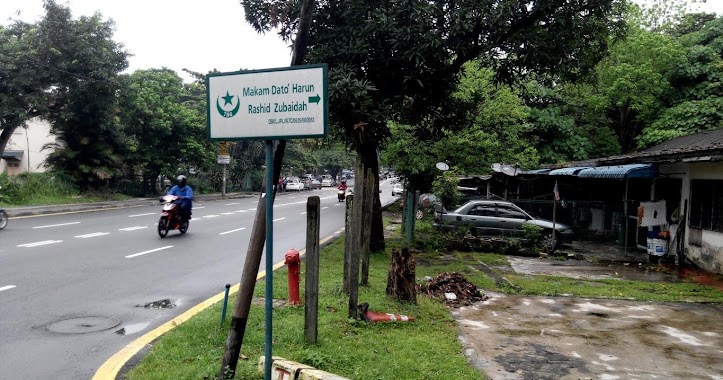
left=418, top=272, right=488, bottom=307
left=454, top=293, right=723, bottom=379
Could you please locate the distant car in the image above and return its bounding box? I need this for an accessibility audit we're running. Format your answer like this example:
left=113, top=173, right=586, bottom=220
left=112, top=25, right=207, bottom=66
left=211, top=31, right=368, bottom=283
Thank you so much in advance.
left=391, top=183, right=404, bottom=196
left=321, top=176, right=334, bottom=187
left=434, top=199, right=573, bottom=248
left=286, top=178, right=304, bottom=191
left=309, top=179, right=322, bottom=190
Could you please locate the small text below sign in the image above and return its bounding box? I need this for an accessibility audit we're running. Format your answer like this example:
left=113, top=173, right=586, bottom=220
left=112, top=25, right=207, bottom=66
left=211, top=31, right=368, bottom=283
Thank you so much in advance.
left=207, top=64, right=328, bottom=140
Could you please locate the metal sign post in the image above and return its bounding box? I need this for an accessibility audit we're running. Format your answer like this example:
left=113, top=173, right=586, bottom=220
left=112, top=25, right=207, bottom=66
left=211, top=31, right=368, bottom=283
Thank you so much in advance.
left=264, top=140, right=274, bottom=380
left=207, top=64, right=328, bottom=380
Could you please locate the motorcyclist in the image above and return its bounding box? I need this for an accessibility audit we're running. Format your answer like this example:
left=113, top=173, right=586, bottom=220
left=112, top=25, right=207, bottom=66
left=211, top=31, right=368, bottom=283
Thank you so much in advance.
left=167, top=175, right=193, bottom=221
left=338, top=180, right=348, bottom=191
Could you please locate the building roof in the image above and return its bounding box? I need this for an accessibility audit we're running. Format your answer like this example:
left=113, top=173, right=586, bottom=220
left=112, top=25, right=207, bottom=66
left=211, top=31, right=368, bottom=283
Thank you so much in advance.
left=548, top=167, right=591, bottom=176
left=599, top=128, right=723, bottom=165
left=577, top=164, right=657, bottom=179
left=1, top=150, right=24, bottom=161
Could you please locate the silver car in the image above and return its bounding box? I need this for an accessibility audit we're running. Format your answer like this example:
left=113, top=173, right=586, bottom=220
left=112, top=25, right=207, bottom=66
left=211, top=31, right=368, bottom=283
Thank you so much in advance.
left=434, top=199, right=573, bottom=247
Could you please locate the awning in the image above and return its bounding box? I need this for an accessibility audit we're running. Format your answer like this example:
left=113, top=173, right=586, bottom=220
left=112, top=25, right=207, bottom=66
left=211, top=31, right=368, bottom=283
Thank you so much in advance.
left=523, top=168, right=552, bottom=175
left=1, top=150, right=23, bottom=162
left=577, top=164, right=657, bottom=179
left=548, top=167, right=591, bottom=176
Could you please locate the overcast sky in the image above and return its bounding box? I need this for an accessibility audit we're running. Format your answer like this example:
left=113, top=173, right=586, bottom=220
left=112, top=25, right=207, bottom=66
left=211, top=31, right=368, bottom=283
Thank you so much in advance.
left=1, top=0, right=721, bottom=81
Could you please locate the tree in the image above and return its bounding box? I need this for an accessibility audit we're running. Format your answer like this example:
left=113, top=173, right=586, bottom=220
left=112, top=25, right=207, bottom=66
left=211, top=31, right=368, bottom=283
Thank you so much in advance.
left=313, top=144, right=354, bottom=179
left=37, top=1, right=129, bottom=189
left=118, top=68, right=211, bottom=193
left=243, top=0, right=626, bottom=249
left=638, top=16, right=723, bottom=147
left=0, top=19, right=54, bottom=160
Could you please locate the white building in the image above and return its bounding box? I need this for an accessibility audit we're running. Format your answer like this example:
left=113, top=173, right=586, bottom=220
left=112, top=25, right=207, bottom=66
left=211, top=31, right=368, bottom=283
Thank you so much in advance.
left=0, top=119, right=54, bottom=175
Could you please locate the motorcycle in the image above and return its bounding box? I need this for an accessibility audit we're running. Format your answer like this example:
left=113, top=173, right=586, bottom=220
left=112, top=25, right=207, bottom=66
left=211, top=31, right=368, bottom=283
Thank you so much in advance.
left=158, top=195, right=189, bottom=238
left=337, top=189, right=346, bottom=202
left=0, top=186, right=7, bottom=230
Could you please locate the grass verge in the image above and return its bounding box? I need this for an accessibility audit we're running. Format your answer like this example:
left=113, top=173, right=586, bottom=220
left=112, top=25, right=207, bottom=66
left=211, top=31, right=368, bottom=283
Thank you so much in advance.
left=0, top=172, right=130, bottom=206
left=126, top=237, right=486, bottom=380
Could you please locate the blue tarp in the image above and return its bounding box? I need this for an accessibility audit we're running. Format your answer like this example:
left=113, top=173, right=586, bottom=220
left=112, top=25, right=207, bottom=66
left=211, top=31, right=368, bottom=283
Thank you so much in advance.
left=577, top=164, right=657, bottom=179
left=549, top=167, right=591, bottom=176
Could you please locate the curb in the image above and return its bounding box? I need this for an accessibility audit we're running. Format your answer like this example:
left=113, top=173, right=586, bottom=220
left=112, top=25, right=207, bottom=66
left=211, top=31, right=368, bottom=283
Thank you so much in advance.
left=4, top=192, right=268, bottom=218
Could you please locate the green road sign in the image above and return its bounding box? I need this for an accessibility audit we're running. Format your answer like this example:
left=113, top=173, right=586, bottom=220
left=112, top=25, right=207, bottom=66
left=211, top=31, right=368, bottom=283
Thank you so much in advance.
left=207, top=64, right=328, bottom=140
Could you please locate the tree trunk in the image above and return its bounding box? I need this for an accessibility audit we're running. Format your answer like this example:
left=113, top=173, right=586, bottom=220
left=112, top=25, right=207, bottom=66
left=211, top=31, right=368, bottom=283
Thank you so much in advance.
left=0, top=124, right=19, bottom=160
left=386, top=248, right=417, bottom=304
left=355, top=138, right=385, bottom=252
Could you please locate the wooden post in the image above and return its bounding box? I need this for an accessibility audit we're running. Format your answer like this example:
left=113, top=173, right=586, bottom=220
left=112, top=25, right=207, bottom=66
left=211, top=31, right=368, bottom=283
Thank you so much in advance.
left=304, top=196, right=320, bottom=344
left=343, top=194, right=353, bottom=293
left=348, top=158, right=364, bottom=319
left=361, top=168, right=374, bottom=286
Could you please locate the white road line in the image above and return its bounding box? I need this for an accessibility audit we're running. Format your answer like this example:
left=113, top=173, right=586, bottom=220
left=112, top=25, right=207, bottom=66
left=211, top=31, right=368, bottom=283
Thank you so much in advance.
left=322, top=207, right=329, bottom=210
left=219, top=227, right=246, bottom=235
left=273, top=218, right=286, bottom=222
left=249, top=208, right=257, bottom=211
left=289, top=197, right=297, bottom=199
left=74, top=232, right=110, bottom=239
left=203, top=215, right=219, bottom=218
left=225, top=202, right=240, bottom=205
left=128, top=213, right=155, bottom=218
left=17, top=240, right=63, bottom=248
left=125, top=246, right=173, bottom=259
left=300, top=212, right=307, bottom=215
left=222, top=212, right=234, bottom=215
left=195, top=206, right=206, bottom=209
left=236, top=210, right=247, bottom=213
left=251, top=201, right=258, bottom=204
left=119, top=226, right=147, bottom=231
left=33, top=222, right=80, bottom=229
left=0, top=285, right=17, bottom=292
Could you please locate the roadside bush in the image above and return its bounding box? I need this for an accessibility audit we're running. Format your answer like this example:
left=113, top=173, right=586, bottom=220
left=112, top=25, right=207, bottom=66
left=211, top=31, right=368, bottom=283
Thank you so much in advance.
left=0, top=172, right=79, bottom=205
left=522, top=224, right=543, bottom=251
left=432, top=170, right=462, bottom=209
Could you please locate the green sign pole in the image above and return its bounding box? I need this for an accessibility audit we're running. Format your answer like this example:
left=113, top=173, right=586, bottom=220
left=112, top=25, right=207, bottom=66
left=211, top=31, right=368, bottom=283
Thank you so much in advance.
left=264, top=140, right=274, bottom=380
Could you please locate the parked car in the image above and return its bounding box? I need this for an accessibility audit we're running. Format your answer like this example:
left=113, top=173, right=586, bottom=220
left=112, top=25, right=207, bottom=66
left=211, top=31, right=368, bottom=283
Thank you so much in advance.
left=434, top=199, right=573, bottom=248
left=321, top=175, right=334, bottom=187
left=286, top=178, right=304, bottom=191
left=309, top=178, right=322, bottom=190
left=391, top=183, right=404, bottom=196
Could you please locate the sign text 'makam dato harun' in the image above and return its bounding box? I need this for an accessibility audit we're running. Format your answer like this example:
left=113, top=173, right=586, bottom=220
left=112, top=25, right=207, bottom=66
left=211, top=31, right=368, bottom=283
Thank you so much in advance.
left=206, top=64, right=328, bottom=141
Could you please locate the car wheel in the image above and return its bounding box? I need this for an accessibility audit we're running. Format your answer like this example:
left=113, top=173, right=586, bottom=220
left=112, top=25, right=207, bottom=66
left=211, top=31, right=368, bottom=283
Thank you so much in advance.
left=541, top=231, right=559, bottom=250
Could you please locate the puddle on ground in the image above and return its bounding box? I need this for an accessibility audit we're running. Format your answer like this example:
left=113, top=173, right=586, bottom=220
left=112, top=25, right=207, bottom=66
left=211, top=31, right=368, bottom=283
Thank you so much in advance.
left=136, top=299, right=176, bottom=309
left=115, top=321, right=151, bottom=336
left=508, top=257, right=684, bottom=282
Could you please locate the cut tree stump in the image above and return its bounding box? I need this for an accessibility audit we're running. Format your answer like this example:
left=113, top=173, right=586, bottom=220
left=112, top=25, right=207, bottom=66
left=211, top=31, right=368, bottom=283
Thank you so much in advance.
left=386, top=248, right=417, bottom=304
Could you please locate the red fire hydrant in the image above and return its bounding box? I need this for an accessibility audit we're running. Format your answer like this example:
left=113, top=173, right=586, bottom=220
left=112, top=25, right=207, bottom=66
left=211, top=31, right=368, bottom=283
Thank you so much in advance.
left=285, top=249, right=301, bottom=305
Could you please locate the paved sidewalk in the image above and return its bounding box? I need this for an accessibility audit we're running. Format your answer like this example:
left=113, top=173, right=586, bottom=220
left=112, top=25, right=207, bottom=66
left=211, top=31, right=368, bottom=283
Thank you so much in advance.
left=4, top=192, right=260, bottom=218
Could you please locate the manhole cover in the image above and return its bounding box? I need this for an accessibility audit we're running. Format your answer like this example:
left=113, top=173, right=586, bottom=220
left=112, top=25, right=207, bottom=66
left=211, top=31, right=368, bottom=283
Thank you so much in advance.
left=47, top=316, right=120, bottom=334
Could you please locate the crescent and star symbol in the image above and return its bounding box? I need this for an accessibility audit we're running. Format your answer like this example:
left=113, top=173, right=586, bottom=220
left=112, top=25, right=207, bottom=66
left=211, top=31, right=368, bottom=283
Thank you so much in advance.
left=216, top=90, right=240, bottom=118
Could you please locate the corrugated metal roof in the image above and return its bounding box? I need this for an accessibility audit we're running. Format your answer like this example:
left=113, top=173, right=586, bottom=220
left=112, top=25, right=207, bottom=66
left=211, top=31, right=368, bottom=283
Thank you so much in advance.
left=524, top=169, right=552, bottom=175
left=577, top=164, right=657, bottom=179
left=549, top=167, right=590, bottom=176
left=599, top=128, right=723, bottom=164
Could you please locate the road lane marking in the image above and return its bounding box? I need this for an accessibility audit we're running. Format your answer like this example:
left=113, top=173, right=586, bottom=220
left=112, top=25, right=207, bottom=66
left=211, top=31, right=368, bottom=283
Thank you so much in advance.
left=225, top=202, right=240, bottom=205
left=128, top=213, right=155, bottom=218
left=0, top=285, right=17, bottom=292
left=125, top=246, right=173, bottom=259
left=273, top=218, right=286, bottom=222
left=300, top=212, right=307, bottom=215
left=119, top=226, right=147, bottom=231
left=322, top=207, right=329, bottom=210
left=195, top=206, right=206, bottom=209
left=289, top=197, right=296, bottom=199
left=222, top=212, right=234, bottom=215
left=203, top=215, right=219, bottom=218
left=33, top=222, right=80, bottom=229
left=219, top=227, right=246, bottom=235
left=236, top=210, right=247, bottom=213
left=17, top=240, right=63, bottom=248
left=249, top=208, right=257, bottom=211
left=75, top=232, right=110, bottom=239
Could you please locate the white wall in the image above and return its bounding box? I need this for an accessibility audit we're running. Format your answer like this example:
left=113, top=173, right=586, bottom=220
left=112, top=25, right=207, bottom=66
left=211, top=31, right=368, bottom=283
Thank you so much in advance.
left=0, top=119, right=53, bottom=175
left=660, top=162, right=723, bottom=274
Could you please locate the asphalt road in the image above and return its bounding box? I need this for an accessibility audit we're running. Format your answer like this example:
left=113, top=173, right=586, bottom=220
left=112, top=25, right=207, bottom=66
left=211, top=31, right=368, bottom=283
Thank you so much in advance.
left=0, top=179, right=398, bottom=379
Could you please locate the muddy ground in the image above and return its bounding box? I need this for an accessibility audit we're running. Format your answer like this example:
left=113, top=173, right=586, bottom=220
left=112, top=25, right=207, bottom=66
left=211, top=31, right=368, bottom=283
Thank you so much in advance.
left=455, top=292, right=723, bottom=380
left=453, top=245, right=723, bottom=380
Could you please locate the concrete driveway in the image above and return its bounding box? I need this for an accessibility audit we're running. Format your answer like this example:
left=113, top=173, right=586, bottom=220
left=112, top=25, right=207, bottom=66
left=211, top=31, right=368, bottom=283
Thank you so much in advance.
left=455, top=292, right=723, bottom=380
